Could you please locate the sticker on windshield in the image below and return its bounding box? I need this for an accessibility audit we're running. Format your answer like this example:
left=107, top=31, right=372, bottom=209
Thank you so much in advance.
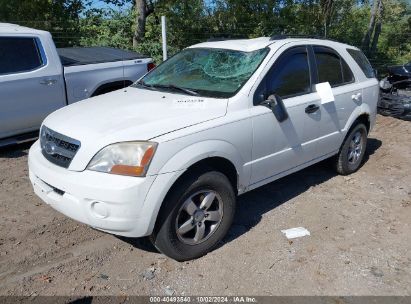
left=172, top=98, right=206, bottom=109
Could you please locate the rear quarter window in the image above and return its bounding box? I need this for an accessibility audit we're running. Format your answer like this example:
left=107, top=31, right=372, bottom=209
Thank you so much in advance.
left=0, top=37, right=44, bottom=75
left=347, top=49, right=375, bottom=78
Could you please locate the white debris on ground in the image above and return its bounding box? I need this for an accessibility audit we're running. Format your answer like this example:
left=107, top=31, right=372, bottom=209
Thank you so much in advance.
left=281, top=227, right=311, bottom=239
left=164, top=286, right=175, bottom=296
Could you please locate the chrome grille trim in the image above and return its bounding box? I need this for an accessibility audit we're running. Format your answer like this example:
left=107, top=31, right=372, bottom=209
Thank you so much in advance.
left=40, top=126, right=81, bottom=168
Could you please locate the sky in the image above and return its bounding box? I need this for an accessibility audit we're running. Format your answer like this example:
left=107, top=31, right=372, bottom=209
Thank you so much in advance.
left=89, top=0, right=216, bottom=10
left=89, top=0, right=131, bottom=10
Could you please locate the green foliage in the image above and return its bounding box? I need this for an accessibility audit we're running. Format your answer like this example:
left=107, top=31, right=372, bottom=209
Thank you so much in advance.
left=134, top=40, right=179, bottom=64
left=0, top=0, right=84, bottom=47
left=145, top=0, right=212, bottom=49
left=374, top=0, right=411, bottom=68
left=1, top=0, right=409, bottom=67
left=79, top=8, right=134, bottom=50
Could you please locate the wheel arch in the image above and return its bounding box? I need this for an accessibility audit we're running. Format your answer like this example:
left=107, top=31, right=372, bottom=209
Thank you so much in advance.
left=91, top=80, right=133, bottom=97
left=167, top=156, right=239, bottom=196
left=355, top=113, right=371, bottom=133
left=142, top=140, right=247, bottom=237
left=343, top=104, right=372, bottom=136
left=338, top=108, right=371, bottom=157
left=148, top=156, right=238, bottom=238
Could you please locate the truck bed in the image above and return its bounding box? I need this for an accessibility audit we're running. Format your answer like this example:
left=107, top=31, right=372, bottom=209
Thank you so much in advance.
left=57, top=47, right=147, bottom=67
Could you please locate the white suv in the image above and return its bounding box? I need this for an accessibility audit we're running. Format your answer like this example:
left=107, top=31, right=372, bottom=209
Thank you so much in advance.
left=28, top=37, right=379, bottom=261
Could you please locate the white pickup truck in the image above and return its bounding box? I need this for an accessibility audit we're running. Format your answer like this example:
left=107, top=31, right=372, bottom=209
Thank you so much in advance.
left=0, top=23, right=154, bottom=145
left=29, top=36, right=378, bottom=261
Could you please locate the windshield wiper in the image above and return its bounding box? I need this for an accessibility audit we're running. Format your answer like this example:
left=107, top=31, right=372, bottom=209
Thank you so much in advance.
left=137, top=81, right=199, bottom=96
left=136, top=79, right=152, bottom=88
left=153, top=84, right=200, bottom=96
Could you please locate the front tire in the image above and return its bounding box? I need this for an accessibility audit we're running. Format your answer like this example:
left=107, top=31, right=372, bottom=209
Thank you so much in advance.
left=334, top=123, right=368, bottom=175
left=151, top=170, right=236, bottom=261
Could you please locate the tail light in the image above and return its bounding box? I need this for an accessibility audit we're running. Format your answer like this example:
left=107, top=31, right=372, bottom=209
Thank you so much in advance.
left=147, top=62, right=156, bottom=72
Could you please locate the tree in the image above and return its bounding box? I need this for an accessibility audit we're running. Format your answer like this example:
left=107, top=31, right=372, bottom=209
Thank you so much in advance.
left=0, top=0, right=84, bottom=47
left=79, top=8, right=134, bottom=49
left=362, top=0, right=382, bottom=54
left=370, top=0, right=384, bottom=56
left=320, top=0, right=334, bottom=37
left=79, top=0, right=411, bottom=67
left=133, top=0, right=155, bottom=47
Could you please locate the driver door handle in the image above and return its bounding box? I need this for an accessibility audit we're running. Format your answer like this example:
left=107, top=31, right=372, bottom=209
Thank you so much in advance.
left=305, top=104, right=320, bottom=114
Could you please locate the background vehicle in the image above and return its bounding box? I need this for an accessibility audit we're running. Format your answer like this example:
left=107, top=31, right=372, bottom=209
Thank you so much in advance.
left=0, top=23, right=154, bottom=145
left=29, top=36, right=379, bottom=261
left=378, top=61, right=411, bottom=120
left=385, top=61, right=411, bottom=89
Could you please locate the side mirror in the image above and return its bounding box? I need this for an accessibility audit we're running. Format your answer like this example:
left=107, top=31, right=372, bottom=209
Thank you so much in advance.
left=255, top=92, right=267, bottom=105
left=260, top=94, right=288, bottom=122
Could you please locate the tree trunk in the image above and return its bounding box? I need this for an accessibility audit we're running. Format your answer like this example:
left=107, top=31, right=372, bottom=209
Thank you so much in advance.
left=133, top=0, right=147, bottom=48
left=321, top=0, right=334, bottom=37
left=362, top=0, right=380, bottom=54
left=370, top=0, right=383, bottom=57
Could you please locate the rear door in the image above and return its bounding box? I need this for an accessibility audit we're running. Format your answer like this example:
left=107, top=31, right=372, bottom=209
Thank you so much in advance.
left=0, top=36, right=65, bottom=139
left=311, top=45, right=362, bottom=155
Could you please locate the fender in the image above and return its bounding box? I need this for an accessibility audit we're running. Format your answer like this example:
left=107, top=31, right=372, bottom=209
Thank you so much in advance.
left=91, top=80, right=133, bottom=97
left=157, top=139, right=248, bottom=191
left=138, top=140, right=248, bottom=236
left=343, top=102, right=372, bottom=134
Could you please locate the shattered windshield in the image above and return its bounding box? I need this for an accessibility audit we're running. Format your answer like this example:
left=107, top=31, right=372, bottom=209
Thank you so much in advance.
left=134, top=47, right=269, bottom=98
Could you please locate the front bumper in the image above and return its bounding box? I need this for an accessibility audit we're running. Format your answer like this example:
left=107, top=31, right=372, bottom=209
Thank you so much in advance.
left=28, top=140, right=164, bottom=237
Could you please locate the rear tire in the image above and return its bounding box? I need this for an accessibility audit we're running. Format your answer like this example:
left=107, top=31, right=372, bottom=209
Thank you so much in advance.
left=334, top=123, right=368, bottom=175
left=151, top=170, right=236, bottom=261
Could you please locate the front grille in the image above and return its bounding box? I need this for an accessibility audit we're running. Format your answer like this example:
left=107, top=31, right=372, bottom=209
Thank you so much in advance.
left=40, top=126, right=81, bottom=168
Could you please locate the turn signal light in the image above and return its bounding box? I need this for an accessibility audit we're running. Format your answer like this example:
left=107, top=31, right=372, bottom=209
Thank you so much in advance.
left=110, top=165, right=144, bottom=176
left=109, top=146, right=156, bottom=177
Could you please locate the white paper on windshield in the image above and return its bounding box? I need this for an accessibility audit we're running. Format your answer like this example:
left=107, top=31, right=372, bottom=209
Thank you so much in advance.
left=315, top=82, right=334, bottom=104
left=172, top=98, right=206, bottom=109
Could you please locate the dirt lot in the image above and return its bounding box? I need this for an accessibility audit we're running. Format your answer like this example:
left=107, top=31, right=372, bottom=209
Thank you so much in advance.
left=0, top=115, right=410, bottom=296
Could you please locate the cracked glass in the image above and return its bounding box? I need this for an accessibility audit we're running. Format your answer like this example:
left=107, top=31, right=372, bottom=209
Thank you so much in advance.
left=135, top=47, right=269, bottom=98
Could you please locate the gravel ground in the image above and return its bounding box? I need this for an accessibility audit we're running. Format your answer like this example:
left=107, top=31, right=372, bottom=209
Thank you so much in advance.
left=0, top=115, right=410, bottom=296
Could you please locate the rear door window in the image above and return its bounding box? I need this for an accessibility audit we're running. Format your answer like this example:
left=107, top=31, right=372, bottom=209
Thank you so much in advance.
left=0, top=37, right=44, bottom=75
left=347, top=49, right=375, bottom=78
left=314, top=46, right=354, bottom=87
left=342, top=58, right=355, bottom=83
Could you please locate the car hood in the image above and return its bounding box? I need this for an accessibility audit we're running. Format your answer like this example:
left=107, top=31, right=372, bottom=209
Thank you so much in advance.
left=43, top=87, right=228, bottom=171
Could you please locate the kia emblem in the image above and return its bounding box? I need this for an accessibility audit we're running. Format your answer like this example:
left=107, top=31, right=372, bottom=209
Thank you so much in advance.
left=44, top=142, right=57, bottom=155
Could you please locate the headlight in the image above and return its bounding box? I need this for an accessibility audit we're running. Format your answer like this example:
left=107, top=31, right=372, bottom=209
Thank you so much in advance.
left=87, top=142, right=157, bottom=177
left=379, top=79, right=392, bottom=90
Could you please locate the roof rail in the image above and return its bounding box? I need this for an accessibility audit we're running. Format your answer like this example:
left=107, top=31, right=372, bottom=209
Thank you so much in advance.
left=269, top=34, right=341, bottom=43
left=207, top=37, right=232, bottom=42
left=207, top=36, right=247, bottom=42
left=269, top=34, right=322, bottom=41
